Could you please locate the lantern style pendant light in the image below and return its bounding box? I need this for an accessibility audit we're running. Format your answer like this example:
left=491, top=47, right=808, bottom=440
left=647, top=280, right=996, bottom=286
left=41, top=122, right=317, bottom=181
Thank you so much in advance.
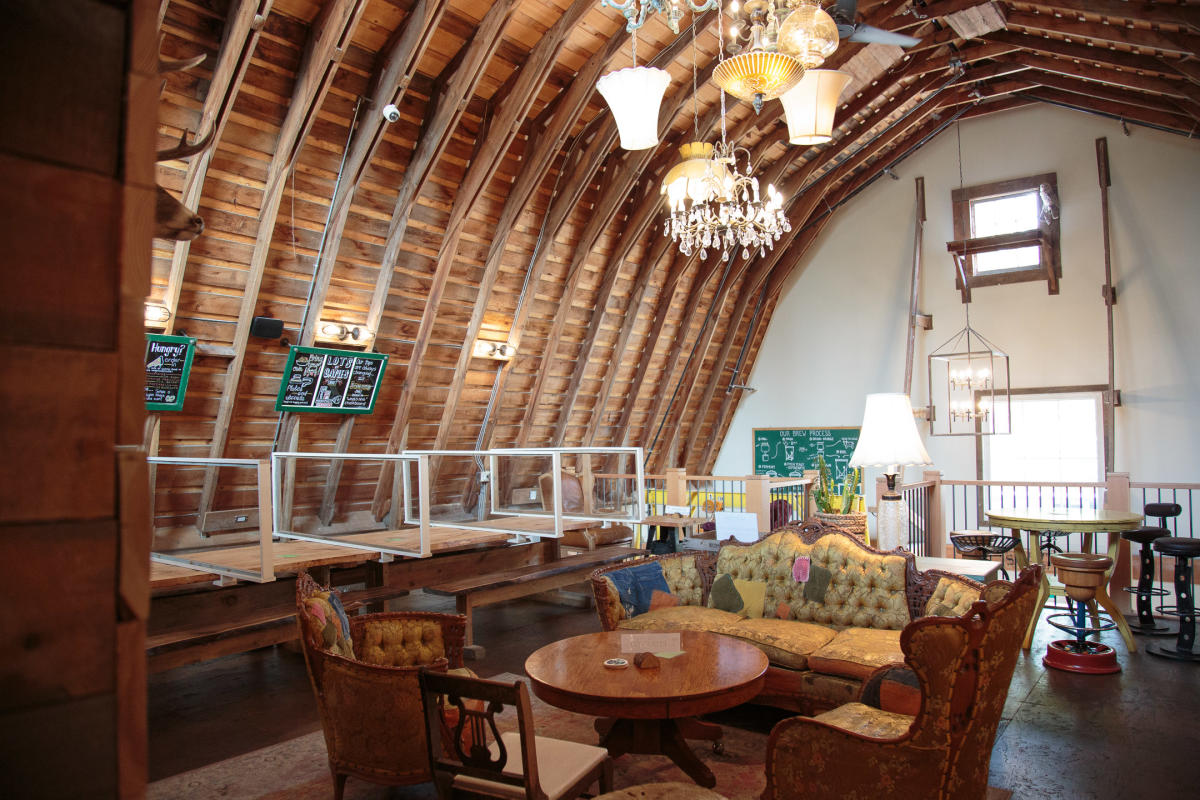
left=779, top=68, right=850, bottom=145
left=777, top=0, right=840, bottom=68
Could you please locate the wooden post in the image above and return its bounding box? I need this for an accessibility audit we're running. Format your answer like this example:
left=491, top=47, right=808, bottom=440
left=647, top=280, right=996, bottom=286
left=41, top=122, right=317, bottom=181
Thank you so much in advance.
left=904, top=177, right=926, bottom=394
left=924, top=470, right=946, bottom=558
left=665, top=468, right=688, bottom=509
left=802, top=469, right=819, bottom=517
left=1104, top=472, right=1133, bottom=611
left=745, top=475, right=773, bottom=534
left=257, top=459, right=275, bottom=582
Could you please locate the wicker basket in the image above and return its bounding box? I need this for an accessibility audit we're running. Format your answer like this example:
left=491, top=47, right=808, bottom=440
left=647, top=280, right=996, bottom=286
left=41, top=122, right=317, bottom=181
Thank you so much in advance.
left=814, top=510, right=867, bottom=539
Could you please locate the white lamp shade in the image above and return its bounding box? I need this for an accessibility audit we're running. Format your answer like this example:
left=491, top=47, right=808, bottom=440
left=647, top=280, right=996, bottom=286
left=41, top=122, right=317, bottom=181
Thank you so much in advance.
left=849, top=393, right=932, bottom=470
left=780, top=69, right=851, bottom=146
left=597, top=66, right=671, bottom=150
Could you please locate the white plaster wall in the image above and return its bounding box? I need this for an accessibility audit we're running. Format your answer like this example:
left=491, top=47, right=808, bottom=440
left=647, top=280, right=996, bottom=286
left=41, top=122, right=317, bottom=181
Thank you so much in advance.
left=714, top=104, right=1200, bottom=492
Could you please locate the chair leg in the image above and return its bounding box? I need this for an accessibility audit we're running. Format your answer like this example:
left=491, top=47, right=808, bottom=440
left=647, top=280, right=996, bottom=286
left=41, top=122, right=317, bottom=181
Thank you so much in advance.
left=331, top=769, right=347, bottom=800
left=600, top=756, right=614, bottom=794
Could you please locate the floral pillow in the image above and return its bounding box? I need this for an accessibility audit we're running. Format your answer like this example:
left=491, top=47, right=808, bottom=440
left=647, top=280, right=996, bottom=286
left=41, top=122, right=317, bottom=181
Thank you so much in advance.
left=299, top=587, right=354, bottom=659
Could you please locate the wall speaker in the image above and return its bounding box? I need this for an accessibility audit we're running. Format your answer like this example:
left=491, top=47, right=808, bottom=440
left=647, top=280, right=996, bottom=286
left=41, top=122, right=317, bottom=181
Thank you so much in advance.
left=250, top=316, right=284, bottom=338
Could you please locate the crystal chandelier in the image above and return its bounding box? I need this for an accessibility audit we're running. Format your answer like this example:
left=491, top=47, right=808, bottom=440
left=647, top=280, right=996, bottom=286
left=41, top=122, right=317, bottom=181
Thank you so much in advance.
left=601, top=0, right=719, bottom=34
left=663, top=138, right=789, bottom=260
left=713, top=0, right=804, bottom=113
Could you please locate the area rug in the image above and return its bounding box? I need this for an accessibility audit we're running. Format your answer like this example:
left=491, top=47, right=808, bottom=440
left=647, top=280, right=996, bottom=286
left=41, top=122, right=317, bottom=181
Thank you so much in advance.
left=148, top=673, right=1012, bottom=800
left=147, top=672, right=769, bottom=800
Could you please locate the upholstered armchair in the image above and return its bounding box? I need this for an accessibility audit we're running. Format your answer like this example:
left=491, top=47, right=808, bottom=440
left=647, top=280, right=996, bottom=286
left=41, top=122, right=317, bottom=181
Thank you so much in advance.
left=764, top=565, right=1042, bottom=800
left=296, top=571, right=468, bottom=800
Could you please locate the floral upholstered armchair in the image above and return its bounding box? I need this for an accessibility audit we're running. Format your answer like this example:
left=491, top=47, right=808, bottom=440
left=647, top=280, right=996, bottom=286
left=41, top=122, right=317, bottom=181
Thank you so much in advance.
left=763, top=565, right=1042, bottom=800
left=296, top=571, right=468, bottom=800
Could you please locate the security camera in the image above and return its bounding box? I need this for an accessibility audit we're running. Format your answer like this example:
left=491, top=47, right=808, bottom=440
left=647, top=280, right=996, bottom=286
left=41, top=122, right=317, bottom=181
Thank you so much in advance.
left=382, top=103, right=400, bottom=123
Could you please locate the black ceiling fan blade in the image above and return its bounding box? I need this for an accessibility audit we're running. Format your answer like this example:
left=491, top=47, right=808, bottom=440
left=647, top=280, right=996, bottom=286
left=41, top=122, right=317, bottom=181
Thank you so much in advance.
left=847, top=24, right=921, bottom=47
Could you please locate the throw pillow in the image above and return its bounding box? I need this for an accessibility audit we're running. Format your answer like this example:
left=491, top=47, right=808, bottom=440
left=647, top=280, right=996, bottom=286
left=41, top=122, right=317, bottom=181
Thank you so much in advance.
left=708, top=573, right=744, bottom=614
left=803, top=564, right=833, bottom=603
left=734, top=579, right=767, bottom=618
left=792, top=556, right=811, bottom=583
left=299, top=590, right=355, bottom=659
left=775, top=601, right=793, bottom=621
left=928, top=603, right=957, bottom=617
left=607, top=562, right=672, bottom=617
left=649, top=589, right=680, bottom=611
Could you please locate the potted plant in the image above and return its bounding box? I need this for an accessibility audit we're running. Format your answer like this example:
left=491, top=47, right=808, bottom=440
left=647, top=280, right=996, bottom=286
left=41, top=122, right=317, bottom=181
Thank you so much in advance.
left=812, top=455, right=867, bottom=539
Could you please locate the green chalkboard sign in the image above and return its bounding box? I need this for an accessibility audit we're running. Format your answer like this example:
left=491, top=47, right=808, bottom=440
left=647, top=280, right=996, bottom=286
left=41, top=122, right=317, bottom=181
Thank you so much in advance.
left=145, top=333, right=196, bottom=411
left=275, top=346, right=388, bottom=414
left=753, top=427, right=861, bottom=485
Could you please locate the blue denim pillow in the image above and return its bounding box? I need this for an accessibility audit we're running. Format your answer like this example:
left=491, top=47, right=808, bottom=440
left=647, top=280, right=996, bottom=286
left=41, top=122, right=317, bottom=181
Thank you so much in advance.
left=607, top=562, right=671, bottom=617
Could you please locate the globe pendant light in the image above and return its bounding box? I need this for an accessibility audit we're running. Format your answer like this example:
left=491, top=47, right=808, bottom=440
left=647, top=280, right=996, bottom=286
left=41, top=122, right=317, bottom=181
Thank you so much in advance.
left=777, top=0, right=840, bottom=69
left=779, top=68, right=850, bottom=145
left=661, top=142, right=731, bottom=210
left=597, top=65, right=671, bottom=150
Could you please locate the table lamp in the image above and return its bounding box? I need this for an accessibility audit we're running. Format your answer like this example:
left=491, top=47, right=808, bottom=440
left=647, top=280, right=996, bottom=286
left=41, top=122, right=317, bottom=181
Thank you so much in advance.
left=849, top=393, right=933, bottom=551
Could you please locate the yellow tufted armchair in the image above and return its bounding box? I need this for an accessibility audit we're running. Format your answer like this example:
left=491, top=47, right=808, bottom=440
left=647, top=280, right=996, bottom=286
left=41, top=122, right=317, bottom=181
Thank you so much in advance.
left=763, top=565, right=1042, bottom=800
left=296, top=571, right=468, bottom=800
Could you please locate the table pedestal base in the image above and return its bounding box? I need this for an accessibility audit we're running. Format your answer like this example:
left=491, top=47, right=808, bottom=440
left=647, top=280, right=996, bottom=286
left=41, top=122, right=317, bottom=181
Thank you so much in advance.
left=595, top=717, right=722, bottom=788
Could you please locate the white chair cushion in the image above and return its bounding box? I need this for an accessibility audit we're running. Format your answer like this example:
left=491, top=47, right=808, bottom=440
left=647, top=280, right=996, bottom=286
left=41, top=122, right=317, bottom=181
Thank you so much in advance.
left=453, top=732, right=609, bottom=800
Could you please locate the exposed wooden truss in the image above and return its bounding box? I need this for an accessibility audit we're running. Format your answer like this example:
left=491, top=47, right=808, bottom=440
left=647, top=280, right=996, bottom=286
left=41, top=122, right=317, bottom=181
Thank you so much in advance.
left=149, top=0, right=1200, bottom=531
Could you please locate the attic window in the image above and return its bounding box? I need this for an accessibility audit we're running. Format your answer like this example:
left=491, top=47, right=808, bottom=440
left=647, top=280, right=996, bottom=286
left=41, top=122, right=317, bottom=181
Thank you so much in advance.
left=950, top=173, right=1061, bottom=298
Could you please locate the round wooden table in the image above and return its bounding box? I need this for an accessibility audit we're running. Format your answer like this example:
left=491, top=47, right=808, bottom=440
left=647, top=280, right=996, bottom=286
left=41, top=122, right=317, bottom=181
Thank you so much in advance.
left=985, top=506, right=1143, bottom=652
left=524, top=630, right=767, bottom=788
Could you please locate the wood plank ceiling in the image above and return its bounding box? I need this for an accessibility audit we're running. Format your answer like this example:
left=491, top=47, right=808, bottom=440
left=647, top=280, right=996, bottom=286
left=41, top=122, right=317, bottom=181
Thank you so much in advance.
left=153, top=0, right=1200, bottom=535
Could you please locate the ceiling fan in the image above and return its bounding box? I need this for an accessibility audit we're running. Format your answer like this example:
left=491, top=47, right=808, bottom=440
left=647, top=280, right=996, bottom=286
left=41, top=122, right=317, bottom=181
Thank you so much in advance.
left=828, top=0, right=920, bottom=47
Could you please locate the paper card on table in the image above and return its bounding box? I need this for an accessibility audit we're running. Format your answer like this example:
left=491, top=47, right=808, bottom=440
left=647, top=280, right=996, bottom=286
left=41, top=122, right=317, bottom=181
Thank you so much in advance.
left=664, top=504, right=691, bottom=516
left=654, top=651, right=685, bottom=659
left=620, top=632, right=681, bottom=654
left=715, top=511, right=760, bottom=542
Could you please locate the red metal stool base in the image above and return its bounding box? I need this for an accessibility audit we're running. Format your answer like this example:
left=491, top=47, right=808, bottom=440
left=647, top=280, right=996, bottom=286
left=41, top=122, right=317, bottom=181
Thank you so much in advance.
left=1043, top=639, right=1121, bottom=674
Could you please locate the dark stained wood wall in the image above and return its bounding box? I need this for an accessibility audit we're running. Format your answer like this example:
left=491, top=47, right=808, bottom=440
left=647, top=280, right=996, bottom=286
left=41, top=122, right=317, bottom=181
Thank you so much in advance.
left=0, top=0, right=155, bottom=796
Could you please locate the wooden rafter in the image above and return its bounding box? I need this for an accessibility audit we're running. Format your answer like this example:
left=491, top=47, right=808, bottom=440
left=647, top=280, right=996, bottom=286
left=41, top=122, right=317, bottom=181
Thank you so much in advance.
left=196, top=0, right=369, bottom=523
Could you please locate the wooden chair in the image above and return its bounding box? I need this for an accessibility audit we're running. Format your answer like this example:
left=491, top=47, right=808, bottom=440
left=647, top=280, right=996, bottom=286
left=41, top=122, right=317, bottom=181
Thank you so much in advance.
left=764, top=565, right=1043, bottom=800
left=420, top=671, right=613, bottom=800
left=295, top=572, right=468, bottom=800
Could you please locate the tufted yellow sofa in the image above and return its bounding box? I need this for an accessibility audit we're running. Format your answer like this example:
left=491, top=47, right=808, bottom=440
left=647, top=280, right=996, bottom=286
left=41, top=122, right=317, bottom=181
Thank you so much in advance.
left=590, top=522, right=986, bottom=715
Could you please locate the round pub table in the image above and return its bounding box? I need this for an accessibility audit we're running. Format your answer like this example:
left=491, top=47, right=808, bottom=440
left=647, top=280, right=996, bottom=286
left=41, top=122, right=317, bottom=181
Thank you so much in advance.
left=985, top=506, right=1143, bottom=651
left=524, top=630, right=767, bottom=788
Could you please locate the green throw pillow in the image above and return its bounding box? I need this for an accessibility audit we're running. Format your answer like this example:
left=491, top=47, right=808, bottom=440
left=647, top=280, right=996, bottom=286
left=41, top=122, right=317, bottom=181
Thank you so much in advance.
left=708, top=573, right=744, bottom=614
left=803, top=564, right=833, bottom=603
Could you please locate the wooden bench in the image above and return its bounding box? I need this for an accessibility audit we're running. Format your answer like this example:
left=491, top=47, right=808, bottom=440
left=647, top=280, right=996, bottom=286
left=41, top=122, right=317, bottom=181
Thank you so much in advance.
left=427, top=545, right=641, bottom=658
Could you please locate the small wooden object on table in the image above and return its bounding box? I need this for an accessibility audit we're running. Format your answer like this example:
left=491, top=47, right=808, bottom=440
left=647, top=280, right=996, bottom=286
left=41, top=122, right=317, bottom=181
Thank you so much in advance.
left=525, top=630, right=767, bottom=788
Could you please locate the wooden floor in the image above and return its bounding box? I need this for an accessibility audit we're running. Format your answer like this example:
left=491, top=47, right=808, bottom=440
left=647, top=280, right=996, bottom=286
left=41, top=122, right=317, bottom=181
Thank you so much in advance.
left=149, top=592, right=1200, bottom=798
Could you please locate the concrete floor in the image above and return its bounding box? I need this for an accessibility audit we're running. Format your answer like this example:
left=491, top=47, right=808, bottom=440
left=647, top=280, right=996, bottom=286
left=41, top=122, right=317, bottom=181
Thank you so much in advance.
left=148, top=590, right=1200, bottom=798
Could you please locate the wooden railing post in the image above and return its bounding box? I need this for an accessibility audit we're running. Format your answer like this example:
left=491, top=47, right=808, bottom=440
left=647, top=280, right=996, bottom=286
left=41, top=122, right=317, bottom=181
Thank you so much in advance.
left=665, top=468, right=688, bottom=509
left=924, top=470, right=945, bottom=558
left=1104, top=472, right=1133, bottom=611
left=745, top=474, right=773, bottom=534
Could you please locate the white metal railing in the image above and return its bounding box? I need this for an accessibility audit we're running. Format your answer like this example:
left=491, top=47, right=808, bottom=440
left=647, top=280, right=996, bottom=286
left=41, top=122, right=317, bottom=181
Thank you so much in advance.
left=148, top=456, right=275, bottom=584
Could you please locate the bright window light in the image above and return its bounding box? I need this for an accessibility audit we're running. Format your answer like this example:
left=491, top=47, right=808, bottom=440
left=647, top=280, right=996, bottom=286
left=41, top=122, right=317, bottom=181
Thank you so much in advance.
left=985, top=392, right=1102, bottom=506
left=970, top=190, right=1040, bottom=273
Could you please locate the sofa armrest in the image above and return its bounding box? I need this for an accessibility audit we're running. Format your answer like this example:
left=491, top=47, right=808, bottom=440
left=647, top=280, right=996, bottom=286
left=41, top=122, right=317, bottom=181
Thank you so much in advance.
left=589, top=551, right=715, bottom=630
left=857, top=662, right=921, bottom=716
left=764, top=714, right=944, bottom=800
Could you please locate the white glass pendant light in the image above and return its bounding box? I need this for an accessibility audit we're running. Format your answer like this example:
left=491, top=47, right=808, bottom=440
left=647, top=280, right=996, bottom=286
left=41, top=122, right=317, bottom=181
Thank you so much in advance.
left=779, top=68, right=850, bottom=145
left=598, top=65, right=671, bottom=150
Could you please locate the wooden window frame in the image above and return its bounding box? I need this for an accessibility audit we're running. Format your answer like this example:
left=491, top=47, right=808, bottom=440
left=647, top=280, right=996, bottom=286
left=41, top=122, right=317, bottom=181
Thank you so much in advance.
left=950, top=172, right=1061, bottom=300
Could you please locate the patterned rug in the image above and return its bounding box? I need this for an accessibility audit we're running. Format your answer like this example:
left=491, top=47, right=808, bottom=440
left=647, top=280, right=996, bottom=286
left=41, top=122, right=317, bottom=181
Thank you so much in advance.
left=148, top=673, right=773, bottom=800
left=148, top=673, right=1012, bottom=799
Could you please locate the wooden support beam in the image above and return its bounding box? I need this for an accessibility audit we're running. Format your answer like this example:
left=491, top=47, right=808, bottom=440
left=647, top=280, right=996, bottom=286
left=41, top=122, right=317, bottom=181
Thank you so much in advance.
left=1005, top=10, right=1194, bottom=55
left=984, top=30, right=1185, bottom=77
left=1020, top=0, right=1200, bottom=32
left=197, top=0, right=369, bottom=523
left=1024, top=87, right=1199, bottom=135
left=904, top=176, right=925, bottom=395
left=161, top=0, right=272, bottom=334
left=1015, top=68, right=1200, bottom=121
left=1010, top=52, right=1199, bottom=103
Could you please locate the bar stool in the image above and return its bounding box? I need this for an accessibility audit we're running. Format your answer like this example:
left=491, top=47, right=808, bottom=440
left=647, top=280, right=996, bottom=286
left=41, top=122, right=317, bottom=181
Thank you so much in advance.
left=1147, top=537, right=1200, bottom=662
left=1121, top=502, right=1181, bottom=636
left=949, top=530, right=1019, bottom=580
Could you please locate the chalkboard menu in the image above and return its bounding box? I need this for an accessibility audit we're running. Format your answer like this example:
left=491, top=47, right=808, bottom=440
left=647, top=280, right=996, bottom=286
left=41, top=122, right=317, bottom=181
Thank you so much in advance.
left=753, top=427, right=860, bottom=485
left=275, top=346, right=388, bottom=414
left=145, top=334, right=196, bottom=411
